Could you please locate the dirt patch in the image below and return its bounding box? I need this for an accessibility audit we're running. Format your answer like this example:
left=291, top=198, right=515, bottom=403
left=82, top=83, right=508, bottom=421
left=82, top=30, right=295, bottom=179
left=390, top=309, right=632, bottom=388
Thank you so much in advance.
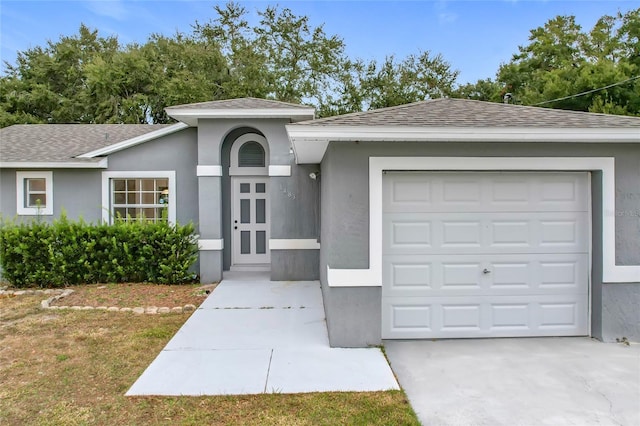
left=48, top=283, right=217, bottom=309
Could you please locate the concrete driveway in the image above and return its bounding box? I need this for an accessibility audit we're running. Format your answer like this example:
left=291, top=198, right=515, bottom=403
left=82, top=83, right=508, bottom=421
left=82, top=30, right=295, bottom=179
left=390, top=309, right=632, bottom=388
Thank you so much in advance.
left=384, top=338, right=640, bottom=426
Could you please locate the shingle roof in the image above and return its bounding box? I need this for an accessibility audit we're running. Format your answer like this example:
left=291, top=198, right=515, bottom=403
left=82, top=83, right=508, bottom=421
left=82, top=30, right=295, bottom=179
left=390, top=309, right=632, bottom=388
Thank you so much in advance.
left=166, top=97, right=314, bottom=111
left=0, top=124, right=173, bottom=163
left=297, top=98, right=640, bottom=128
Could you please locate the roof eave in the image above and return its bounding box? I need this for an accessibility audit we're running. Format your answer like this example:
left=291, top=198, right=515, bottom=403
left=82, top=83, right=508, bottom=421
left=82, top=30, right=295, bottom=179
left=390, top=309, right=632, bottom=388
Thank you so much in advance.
left=0, top=158, right=109, bottom=169
left=287, top=125, right=640, bottom=164
left=166, top=108, right=316, bottom=126
left=77, top=123, right=189, bottom=158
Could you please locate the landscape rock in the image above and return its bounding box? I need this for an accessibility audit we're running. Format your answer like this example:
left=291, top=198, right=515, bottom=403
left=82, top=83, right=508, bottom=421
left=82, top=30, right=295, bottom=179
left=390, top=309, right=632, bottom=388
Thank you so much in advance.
left=171, top=307, right=183, bottom=313
left=183, top=304, right=196, bottom=312
left=107, top=307, right=119, bottom=312
left=132, top=307, right=145, bottom=314
left=158, top=307, right=170, bottom=314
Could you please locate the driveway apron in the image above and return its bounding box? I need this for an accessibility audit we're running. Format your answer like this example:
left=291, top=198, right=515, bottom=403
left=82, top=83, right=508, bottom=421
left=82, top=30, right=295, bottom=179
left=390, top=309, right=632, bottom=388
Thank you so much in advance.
left=127, top=272, right=398, bottom=395
left=385, top=338, right=640, bottom=426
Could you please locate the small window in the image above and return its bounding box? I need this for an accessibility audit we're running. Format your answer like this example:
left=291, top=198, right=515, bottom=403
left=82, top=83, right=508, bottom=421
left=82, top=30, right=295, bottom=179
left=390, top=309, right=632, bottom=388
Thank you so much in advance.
left=238, top=141, right=265, bottom=167
left=16, top=171, right=53, bottom=215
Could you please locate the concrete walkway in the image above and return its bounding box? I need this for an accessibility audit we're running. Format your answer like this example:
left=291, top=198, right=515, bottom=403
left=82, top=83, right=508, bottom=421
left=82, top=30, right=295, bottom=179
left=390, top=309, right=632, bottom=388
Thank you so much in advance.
left=127, top=272, right=398, bottom=395
left=385, top=338, right=640, bottom=426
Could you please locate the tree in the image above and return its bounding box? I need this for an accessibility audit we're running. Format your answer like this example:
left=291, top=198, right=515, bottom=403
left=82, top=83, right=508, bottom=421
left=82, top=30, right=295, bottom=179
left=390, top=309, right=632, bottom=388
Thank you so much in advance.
left=193, top=2, right=350, bottom=107
left=140, top=33, right=230, bottom=123
left=193, top=2, right=272, bottom=100
left=494, top=9, right=640, bottom=116
left=318, top=52, right=459, bottom=116
left=0, top=1, right=468, bottom=125
left=0, top=24, right=120, bottom=126
left=450, top=78, right=503, bottom=102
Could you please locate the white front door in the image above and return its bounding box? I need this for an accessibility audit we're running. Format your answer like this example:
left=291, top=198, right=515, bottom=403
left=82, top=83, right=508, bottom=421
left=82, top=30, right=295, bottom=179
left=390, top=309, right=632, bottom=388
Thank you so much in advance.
left=231, top=177, right=270, bottom=268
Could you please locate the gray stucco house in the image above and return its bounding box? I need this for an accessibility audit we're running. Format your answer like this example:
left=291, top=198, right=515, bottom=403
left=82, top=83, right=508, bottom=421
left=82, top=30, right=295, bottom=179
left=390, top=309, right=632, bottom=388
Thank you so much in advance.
left=1, top=98, right=639, bottom=346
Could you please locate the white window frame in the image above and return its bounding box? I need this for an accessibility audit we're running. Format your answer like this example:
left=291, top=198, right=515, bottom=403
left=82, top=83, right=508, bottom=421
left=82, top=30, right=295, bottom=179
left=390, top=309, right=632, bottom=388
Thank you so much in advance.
left=16, top=171, right=53, bottom=215
left=101, top=171, right=176, bottom=224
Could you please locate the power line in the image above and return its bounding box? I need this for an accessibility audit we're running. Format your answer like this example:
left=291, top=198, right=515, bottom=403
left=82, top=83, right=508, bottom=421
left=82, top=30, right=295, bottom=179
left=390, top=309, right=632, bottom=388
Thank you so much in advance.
left=532, top=75, right=640, bottom=106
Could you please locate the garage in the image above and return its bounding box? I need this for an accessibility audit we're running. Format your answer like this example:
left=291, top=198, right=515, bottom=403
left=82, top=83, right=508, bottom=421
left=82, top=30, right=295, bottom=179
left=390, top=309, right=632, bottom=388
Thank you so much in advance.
left=382, top=171, right=590, bottom=339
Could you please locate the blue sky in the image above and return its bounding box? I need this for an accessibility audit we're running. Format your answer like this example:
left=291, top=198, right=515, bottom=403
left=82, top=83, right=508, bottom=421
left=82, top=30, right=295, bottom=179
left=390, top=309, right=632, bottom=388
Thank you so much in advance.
left=1, top=0, right=638, bottom=85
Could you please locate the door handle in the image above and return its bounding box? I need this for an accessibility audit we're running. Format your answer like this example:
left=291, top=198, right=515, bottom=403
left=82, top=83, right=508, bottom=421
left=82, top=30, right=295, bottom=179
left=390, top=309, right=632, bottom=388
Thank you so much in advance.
left=483, top=268, right=491, bottom=274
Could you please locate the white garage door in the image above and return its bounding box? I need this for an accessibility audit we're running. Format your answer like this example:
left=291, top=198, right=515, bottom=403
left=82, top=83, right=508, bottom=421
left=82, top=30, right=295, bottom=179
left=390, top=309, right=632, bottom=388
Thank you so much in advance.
left=382, top=172, right=590, bottom=339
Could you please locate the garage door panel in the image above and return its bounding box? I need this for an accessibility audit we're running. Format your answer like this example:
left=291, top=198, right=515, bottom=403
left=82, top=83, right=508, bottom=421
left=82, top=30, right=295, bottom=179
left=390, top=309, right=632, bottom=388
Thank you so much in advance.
left=538, top=302, right=580, bottom=330
left=390, top=221, right=432, bottom=247
left=383, top=172, right=588, bottom=213
left=384, top=212, right=588, bottom=254
left=382, top=295, right=588, bottom=338
left=442, top=262, right=483, bottom=288
left=442, top=179, right=482, bottom=203
left=442, top=221, right=482, bottom=247
left=384, top=254, right=588, bottom=297
left=540, top=261, right=582, bottom=287
left=442, top=304, right=482, bottom=330
left=490, top=262, right=531, bottom=287
left=491, top=221, right=530, bottom=246
left=389, top=263, right=432, bottom=289
left=539, top=174, right=586, bottom=207
left=491, top=304, right=530, bottom=329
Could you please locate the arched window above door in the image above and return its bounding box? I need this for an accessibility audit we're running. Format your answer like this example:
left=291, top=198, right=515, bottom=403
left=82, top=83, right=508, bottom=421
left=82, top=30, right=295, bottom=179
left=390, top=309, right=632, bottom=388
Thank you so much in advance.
left=238, top=141, right=265, bottom=167
left=229, top=133, right=269, bottom=176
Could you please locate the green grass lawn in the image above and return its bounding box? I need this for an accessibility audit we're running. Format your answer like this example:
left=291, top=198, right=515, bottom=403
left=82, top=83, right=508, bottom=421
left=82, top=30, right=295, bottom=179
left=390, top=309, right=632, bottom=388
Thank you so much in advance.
left=0, top=293, right=419, bottom=425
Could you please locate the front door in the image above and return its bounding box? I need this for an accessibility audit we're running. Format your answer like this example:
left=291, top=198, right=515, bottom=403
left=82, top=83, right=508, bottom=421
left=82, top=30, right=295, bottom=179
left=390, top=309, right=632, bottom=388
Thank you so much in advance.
left=231, top=177, right=270, bottom=268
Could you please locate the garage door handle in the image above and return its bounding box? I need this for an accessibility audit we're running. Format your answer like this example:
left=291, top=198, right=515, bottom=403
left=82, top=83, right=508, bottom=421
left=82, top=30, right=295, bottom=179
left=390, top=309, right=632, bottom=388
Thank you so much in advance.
left=483, top=269, right=491, bottom=274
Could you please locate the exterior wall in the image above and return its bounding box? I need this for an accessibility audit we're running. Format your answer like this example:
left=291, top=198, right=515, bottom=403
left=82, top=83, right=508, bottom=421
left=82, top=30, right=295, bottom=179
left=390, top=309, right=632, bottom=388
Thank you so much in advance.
left=320, top=141, right=640, bottom=346
left=0, top=169, right=17, bottom=218
left=270, top=163, right=320, bottom=280
left=198, top=119, right=319, bottom=281
left=320, top=143, right=381, bottom=347
left=602, top=284, right=640, bottom=341
left=106, top=128, right=199, bottom=226
left=271, top=250, right=319, bottom=281
left=1, top=168, right=102, bottom=223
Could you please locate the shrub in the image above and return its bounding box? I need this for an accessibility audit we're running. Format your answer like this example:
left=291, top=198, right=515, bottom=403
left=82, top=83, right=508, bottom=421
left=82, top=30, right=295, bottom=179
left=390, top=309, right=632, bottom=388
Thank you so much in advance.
left=0, top=215, right=198, bottom=287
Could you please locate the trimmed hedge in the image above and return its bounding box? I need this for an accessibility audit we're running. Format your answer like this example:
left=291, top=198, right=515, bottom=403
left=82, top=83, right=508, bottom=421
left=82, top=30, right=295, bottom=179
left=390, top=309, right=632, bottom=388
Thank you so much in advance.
left=0, top=215, right=199, bottom=287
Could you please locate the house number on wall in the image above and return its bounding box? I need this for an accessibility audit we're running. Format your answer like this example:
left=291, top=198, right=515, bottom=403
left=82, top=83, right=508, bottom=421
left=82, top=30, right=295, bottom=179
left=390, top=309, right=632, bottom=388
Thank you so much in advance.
left=279, top=184, right=296, bottom=200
